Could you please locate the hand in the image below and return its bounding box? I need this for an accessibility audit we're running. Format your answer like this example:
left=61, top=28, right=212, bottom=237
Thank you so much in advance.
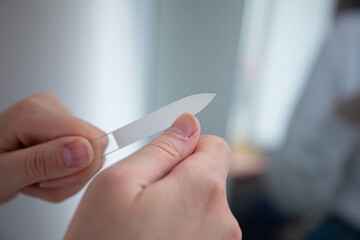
left=0, top=92, right=108, bottom=204
left=65, top=114, right=241, bottom=240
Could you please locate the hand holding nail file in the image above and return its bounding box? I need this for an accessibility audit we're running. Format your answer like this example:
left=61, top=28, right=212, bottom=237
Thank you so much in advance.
left=94, top=93, right=215, bottom=157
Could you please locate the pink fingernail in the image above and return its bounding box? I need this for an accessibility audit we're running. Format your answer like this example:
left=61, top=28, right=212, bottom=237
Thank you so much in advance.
left=63, top=140, right=93, bottom=167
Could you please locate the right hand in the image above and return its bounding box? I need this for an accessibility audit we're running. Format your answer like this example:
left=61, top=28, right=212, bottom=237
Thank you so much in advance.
left=65, top=114, right=241, bottom=240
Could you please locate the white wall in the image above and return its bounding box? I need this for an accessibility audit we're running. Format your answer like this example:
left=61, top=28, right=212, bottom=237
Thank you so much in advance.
left=0, top=1, right=146, bottom=239
left=0, top=0, right=245, bottom=238
left=228, top=0, right=336, bottom=149
left=254, top=0, right=336, bottom=148
left=154, top=0, right=244, bottom=138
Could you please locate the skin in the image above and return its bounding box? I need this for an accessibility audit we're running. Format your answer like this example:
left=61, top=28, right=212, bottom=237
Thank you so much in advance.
left=65, top=114, right=241, bottom=240
left=0, top=92, right=108, bottom=203
left=0, top=92, right=241, bottom=239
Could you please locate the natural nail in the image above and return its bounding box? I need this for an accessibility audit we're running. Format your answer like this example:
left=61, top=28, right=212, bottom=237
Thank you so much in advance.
left=63, top=140, right=93, bottom=167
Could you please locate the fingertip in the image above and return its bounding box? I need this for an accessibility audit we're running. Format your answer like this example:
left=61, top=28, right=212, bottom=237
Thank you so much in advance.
left=196, top=135, right=231, bottom=156
left=98, top=134, right=109, bottom=154
left=112, top=114, right=201, bottom=190
left=63, top=138, right=94, bottom=168
left=166, top=113, right=200, bottom=139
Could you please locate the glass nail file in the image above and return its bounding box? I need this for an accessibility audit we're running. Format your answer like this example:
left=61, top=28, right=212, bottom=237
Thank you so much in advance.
left=94, top=93, right=216, bottom=156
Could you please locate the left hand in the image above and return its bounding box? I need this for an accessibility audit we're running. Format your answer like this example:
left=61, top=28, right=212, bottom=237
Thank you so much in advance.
left=0, top=92, right=108, bottom=204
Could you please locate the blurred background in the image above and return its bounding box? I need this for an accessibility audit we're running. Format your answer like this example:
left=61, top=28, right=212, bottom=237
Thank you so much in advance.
left=0, top=0, right=356, bottom=239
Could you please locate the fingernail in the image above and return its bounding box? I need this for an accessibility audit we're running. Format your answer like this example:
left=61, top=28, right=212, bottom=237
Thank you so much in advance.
left=166, top=113, right=197, bottom=138
left=63, top=140, right=93, bottom=167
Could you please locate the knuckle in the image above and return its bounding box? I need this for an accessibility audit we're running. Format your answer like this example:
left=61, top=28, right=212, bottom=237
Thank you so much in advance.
left=192, top=172, right=227, bottom=205
left=35, top=91, right=57, bottom=99
left=206, top=177, right=226, bottom=201
left=227, top=221, right=242, bottom=240
left=24, top=148, right=50, bottom=179
left=24, top=147, right=61, bottom=179
left=201, top=135, right=231, bottom=157
left=148, top=135, right=185, bottom=161
left=212, top=136, right=231, bottom=156
left=16, top=97, right=43, bottom=112
left=70, top=117, right=105, bottom=140
left=15, top=92, right=60, bottom=113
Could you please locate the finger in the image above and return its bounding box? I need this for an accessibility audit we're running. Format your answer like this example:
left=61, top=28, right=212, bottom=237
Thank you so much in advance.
left=0, top=136, right=96, bottom=192
left=19, top=155, right=106, bottom=202
left=21, top=184, right=83, bottom=203
left=0, top=93, right=107, bottom=152
left=171, top=135, right=231, bottom=184
left=30, top=92, right=70, bottom=111
left=37, top=155, right=105, bottom=188
left=104, top=113, right=200, bottom=196
left=16, top=92, right=71, bottom=115
left=157, top=136, right=231, bottom=214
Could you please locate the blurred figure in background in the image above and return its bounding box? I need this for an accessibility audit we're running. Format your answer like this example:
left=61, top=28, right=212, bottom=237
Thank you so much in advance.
left=231, top=0, right=360, bottom=239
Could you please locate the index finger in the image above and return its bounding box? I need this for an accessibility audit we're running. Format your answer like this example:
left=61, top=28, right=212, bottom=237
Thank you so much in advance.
left=0, top=93, right=107, bottom=156
left=171, top=135, right=231, bottom=183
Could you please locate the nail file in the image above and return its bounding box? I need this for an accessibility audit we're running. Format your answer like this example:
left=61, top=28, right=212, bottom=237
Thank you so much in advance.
left=93, top=93, right=216, bottom=157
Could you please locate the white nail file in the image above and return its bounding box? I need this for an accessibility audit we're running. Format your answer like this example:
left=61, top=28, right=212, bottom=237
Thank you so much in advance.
left=94, top=93, right=216, bottom=156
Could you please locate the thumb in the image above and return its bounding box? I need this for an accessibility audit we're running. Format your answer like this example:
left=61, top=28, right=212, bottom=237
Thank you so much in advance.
left=0, top=136, right=94, bottom=191
left=110, top=113, right=200, bottom=192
